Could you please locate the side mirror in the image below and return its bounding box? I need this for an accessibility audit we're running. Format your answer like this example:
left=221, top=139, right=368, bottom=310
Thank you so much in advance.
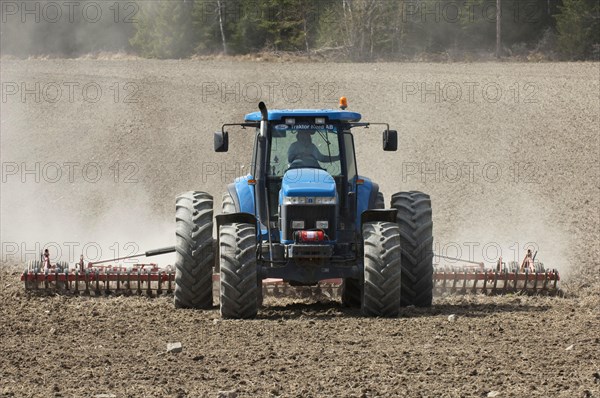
left=214, top=131, right=229, bottom=152
left=383, top=130, right=397, bottom=151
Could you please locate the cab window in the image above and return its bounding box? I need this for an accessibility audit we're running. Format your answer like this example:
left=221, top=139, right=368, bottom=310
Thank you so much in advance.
left=268, top=124, right=341, bottom=177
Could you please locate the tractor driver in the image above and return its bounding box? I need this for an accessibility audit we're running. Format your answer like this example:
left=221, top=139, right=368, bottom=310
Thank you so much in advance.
left=287, top=130, right=339, bottom=169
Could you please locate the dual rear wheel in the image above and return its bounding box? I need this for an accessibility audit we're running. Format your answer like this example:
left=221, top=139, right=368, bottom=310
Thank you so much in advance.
left=342, top=191, right=434, bottom=314
left=174, top=191, right=258, bottom=318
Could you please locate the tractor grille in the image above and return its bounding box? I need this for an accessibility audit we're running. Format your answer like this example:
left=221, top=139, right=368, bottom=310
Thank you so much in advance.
left=281, top=204, right=336, bottom=241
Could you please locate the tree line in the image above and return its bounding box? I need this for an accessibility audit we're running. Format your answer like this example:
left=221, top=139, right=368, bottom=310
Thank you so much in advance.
left=1, top=0, right=598, bottom=60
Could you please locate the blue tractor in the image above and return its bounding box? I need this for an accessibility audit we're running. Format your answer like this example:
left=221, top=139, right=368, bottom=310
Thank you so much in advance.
left=173, top=100, right=434, bottom=318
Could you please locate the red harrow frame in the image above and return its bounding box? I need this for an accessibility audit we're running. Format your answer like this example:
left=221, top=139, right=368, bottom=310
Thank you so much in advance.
left=20, top=248, right=561, bottom=297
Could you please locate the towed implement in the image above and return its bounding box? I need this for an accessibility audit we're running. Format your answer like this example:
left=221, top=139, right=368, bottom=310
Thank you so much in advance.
left=21, top=251, right=560, bottom=297
left=20, top=99, right=561, bottom=316
left=432, top=252, right=560, bottom=296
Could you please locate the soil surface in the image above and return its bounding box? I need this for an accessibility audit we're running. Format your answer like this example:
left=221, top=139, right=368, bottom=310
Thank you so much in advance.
left=1, top=60, right=599, bottom=397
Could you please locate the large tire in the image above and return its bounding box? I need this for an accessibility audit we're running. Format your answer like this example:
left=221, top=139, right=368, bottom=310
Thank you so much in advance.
left=341, top=278, right=361, bottom=307
left=174, top=191, right=214, bottom=309
left=219, top=223, right=258, bottom=319
left=221, top=193, right=264, bottom=307
left=222, top=192, right=236, bottom=214
left=391, top=191, right=434, bottom=307
left=362, top=221, right=402, bottom=317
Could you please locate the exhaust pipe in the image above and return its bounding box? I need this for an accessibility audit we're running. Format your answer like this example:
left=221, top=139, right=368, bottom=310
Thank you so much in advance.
left=259, top=101, right=268, bottom=138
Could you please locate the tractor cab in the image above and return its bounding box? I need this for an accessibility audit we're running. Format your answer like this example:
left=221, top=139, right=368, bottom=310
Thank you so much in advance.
left=215, top=103, right=398, bottom=250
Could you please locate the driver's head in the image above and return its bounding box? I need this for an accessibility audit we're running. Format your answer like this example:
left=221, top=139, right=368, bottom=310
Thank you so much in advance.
left=297, top=131, right=312, bottom=144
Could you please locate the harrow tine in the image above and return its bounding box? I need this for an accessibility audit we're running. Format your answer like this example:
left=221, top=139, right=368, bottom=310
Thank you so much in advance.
left=126, top=269, right=132, bottom=295
left=137, top=271, right=142, bottom=295
left=451, top=271, right=458, bottom=293
left=146, top=271, right=152, bottom=296
left=157, top=271, right=163, bottom=295
left=481, top=271, right=488, bottom=294
left=116, top=270, right=121, bottom=293
left=105, top=272, right=110, bottom=293
left=84, top=271, right=90, bottom=295
left=471, top=270, right=479, bottom=294
left=441, top=269, right=447, bottom=294
left=167, top=271, right=172, bottom=294
left=460, top=271, right=467, bottom=294
left=95, top=270, right=101, bottom=295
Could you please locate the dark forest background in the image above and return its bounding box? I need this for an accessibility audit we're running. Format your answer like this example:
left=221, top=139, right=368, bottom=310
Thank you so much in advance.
left=1, top=0, right=598, bottom=60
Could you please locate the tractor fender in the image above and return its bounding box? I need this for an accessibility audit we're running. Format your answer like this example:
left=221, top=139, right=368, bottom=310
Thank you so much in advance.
left=215, top=213, right=258, bottom=231
left=355, top=177, right=381, bottom=228
left=227, top=174, right=256, bottom=214
left=360, top=209, right=397, bottom=227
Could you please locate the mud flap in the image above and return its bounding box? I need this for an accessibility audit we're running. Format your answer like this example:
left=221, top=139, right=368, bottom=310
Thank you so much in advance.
left=360, top=209, right=397, bottom=229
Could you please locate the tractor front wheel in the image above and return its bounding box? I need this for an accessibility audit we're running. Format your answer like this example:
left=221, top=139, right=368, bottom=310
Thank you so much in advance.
left=219, top=222, right=258, bottom=319
left=391, top=191, right=434, bottom=307
left=362, top=221, right=402, bottom=317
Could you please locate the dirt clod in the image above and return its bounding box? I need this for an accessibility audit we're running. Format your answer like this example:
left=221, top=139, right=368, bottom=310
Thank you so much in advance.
left=167, top=342, right=183, bottom=353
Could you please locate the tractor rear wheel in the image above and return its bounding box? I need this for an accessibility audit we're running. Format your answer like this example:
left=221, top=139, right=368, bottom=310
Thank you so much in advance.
left=219, top=222, right=258, bottom=319
left=222, top=192, right=236, bottom=214
left=174, top=191, right=214, bottom=309
left=362, top=221, right=402, bottom=317
left=391, top=191, right=434, bottom=307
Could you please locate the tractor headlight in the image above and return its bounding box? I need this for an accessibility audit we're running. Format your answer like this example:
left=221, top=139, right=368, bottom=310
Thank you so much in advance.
left=283, top=196, right=306, bottom=205
left=316, top=221, right=329, bottom=229
left=315, top=197, right=336, bottom=205
left=283, top=196, right=336, bottom=205
left=292, top=220, right=305, bottom=229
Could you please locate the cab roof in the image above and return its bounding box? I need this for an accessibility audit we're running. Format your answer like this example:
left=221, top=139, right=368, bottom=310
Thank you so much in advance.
left=244, top=109, right=362, bottom=122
